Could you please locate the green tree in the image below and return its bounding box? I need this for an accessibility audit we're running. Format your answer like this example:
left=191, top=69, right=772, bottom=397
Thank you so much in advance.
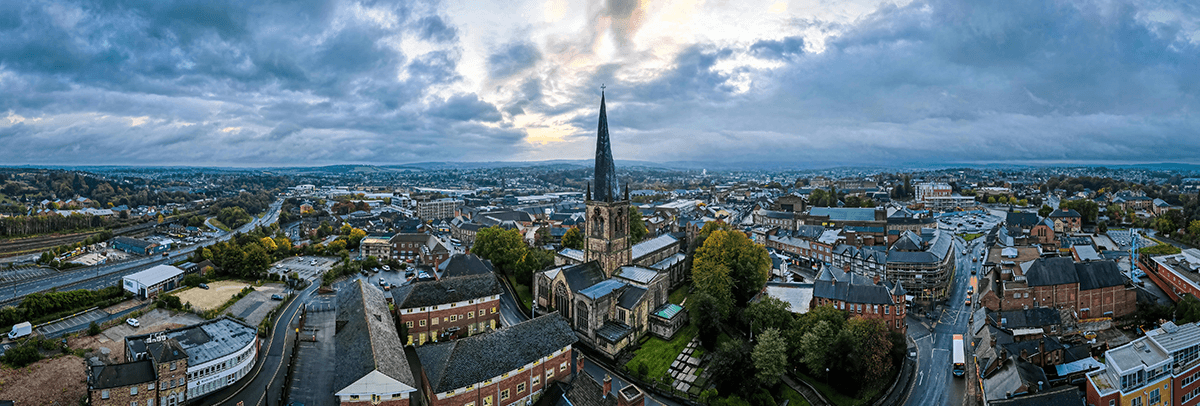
left=1039, top=204, right=1053, bottom=218
left=628, top=205, right=648, bottom=243
left=88, top=321, right=101, bottom=335
left=259, top=236, right=278, bottom=252
left=473, top=226, right=530, bottom=276
left=709, top=339, right=753, bottom=395
left=362, top=255, right=380, bottom=270
left=694, top=292, right=724, bottom=349
left=799, top=320, right=837, bottom=378
left=987, top=196, right=996, bottom=204
left=693, top=229, right=770, bottom=311
left=745, top=296, right=793, bottom=336
left=1179, top=294, right=1200, bottom=324
left=752, top=328, right=788, bottom=387
left=561, top=227, right=583, bottom=250
left=841, top=318, right=894, bottom=382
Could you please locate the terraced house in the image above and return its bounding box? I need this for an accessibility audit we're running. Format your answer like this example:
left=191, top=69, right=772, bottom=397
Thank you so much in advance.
left=415, top=314, right=577, bottom=406
left=392, top=273, right=503, bottom=345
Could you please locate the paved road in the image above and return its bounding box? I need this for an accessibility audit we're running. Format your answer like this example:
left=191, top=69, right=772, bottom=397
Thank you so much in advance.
left=0, top=200, right=283, bottom=306
left=496, top=273, right=530, bottom=328
left=197, top=279, right=317, bottom=406
left=904, top=236, right=981, bottom=406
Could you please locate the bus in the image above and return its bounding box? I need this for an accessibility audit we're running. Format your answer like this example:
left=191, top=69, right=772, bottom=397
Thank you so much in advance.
left=952, top=334, right=966, bottom=377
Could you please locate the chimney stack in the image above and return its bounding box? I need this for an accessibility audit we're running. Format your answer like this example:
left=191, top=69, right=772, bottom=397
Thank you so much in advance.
left=603, top=375, right=612, bottom=399
left=617, top=383, right=647, bottom=406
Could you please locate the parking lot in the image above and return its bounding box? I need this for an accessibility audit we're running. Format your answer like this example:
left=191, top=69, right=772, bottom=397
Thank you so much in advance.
left=936, top=211, right=1004, bottom=234
left=0, top=265, right=58, bottom=285
left=227, top=283, right=287, bottom=325
left=271, top=256, right=337, bottom=280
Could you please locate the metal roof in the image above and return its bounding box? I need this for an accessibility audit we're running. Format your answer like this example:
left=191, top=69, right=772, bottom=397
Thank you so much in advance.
left=652, top=303, right=684, bottom=319
left=125, top=317, right=256, bottom=367
left=808, top=207, right=879, bottom=222
left=761, top=282, right=814, bottom=314
left=1146, top=321, right=1200, bottom=354
left=631, top=234, right=678, bottom=261
left=558, top=248, right=585, bottom=262
left=615, top=266, right=659, bottom=284
left=579, top=279, right=626, bottom=300
left=123, top=264, right=184, bottom=287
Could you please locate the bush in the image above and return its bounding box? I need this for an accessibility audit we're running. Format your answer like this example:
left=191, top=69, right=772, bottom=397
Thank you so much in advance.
left=158, top=295, right=184, bottom=311
left=182, top=274, right=208, bottom=288
left=88, top=321, right=101, bottom=336
left=1, top=344, right=42, bottom=368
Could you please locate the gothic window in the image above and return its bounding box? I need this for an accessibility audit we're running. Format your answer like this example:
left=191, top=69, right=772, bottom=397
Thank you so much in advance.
left=575, top=301, right=590, bottom=331
left=554, top=282, right=570, bottom=316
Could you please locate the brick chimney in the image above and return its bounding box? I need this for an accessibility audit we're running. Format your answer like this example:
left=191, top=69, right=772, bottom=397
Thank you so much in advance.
left=603, top=375, right=612, bottom=399
left=872, top=275, right=881, bottom=285
left=617, top=383, right=646, bottom=406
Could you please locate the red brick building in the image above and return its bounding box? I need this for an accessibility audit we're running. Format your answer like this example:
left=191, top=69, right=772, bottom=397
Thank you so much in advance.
left=391, top=233, right=452, bottom=266
left=811, top=267, right=908, bottom=333
left=1015, top=257, right=1136, bottom=318
left=414, top=314, right=577, bottom=406
left=1145, top=251, right=1200, bottom=303
left=392, top=273, right=502, bottom=346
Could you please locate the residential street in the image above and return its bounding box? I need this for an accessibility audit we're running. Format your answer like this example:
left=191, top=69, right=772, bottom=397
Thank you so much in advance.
left=904, top=236, right=982, bottom=406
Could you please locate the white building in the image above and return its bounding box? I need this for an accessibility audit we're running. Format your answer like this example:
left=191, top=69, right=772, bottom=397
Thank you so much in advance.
left=122, top=264, right=185, bottom=299
left=124, top=317, right=259, bottom=402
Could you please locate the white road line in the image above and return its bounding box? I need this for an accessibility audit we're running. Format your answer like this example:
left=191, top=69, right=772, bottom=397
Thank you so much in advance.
left=917, top=372, right=924, bottom=386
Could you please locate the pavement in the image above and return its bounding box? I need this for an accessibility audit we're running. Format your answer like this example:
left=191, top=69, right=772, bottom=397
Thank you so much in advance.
left=904, top=236, right=981, bottom=406
left=0, top=200, right=283, bottom=306
left=496, top=272, right=530, bottom=328
left=286, top=302, right=337, bottom=406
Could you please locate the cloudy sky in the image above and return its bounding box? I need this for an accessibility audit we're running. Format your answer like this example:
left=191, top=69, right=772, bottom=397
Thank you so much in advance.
left=1, top=0, right=1198, bottom=167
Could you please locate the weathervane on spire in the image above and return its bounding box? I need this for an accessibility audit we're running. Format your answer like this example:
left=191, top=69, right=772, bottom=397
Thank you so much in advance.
left=601, top=84, right=606, bottom=92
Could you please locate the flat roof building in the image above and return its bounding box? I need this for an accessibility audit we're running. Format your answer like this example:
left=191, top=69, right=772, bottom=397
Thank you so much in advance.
left=122, top=264, right=185, bottom=299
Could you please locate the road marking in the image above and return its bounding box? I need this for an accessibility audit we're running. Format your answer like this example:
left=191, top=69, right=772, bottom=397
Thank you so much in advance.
left=917, top=372, right=924, bottom=386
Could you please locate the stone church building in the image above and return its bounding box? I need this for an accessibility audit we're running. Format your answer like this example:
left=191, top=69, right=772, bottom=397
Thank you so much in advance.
left=533, top=91, right=683, bottom=359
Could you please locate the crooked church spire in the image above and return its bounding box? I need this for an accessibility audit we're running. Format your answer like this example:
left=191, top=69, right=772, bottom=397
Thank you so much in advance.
left=593, top=89, right=621, bottom=202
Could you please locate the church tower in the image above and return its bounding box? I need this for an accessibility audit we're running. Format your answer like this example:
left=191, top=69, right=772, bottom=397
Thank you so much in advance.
left=585, top=89, right=631, bottom=277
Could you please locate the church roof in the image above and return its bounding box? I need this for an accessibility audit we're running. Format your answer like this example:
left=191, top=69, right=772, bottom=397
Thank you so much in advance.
left=561, top=261, right=608, bottom=293
left=592, top=91, right=622, bottom=202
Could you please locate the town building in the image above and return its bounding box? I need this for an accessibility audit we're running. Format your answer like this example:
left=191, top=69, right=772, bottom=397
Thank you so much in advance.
left=812, top=267, right=907, bottom=333
left=89, top=338, right=189, bottom=406
left=995, top=257, right=1136, bottom=318
left=1048, top=208, right=1083, bottom=233
left=438, top=253, right=495, bottom=279
left=886, top=229, right=956, bottom=300
left=334, top=280, right=420, bottom=405
left=392, top=274, right=503, bottom=345
left=390, top=233, right=452, bottom=266
left=119, top=317, right=258, bottom=403
left=122, top=264, right=185, bottom=299
left=418, top=198, right=461, bottom=221
left=546, top=356, right=646, bottom=406
left=361, top=234, right=393, bottom=260
left=916, top=182, right=952, bottom=202
left=1142, top=249, right=1200, bottom=302
left=1086, top=321, right=1200, bottom=406
left=112, top=236, right=168, bottom=256
left=414, top=314, right=577, bottom=406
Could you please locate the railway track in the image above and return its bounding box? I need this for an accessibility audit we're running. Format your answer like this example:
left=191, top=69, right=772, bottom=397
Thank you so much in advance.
left=0, top=232, right=102, bottom=258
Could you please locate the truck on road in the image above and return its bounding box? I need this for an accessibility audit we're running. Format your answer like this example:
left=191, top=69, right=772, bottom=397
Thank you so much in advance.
left=8, top=322, right=32, bottom=340
left=952, top=334, right=966, bottom=377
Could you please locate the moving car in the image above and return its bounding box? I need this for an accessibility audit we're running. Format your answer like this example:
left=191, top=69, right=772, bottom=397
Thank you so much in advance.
left=126, top=318, right=140, bottom=328
left=271, top=294, right=284, bottom=301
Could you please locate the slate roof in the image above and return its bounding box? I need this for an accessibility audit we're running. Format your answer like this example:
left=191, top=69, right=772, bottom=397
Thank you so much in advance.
left=592, top=92, right=621, bottom=202
left=1003, top=337, right=1065, bottom=361
left=1049, top=209, right=1081, bottom=218
left=146, top=338, right=188, bottom=363
left=439, top=254, right=495, bottom=278
left=808, top=207, right=879, bottom=222
left=617, top=286, right=647, bottom=309
left=596, top=321, right=635, bottom=343
left=335, top=280, right=417, bottom=393
left=812, top=269, right=896, bottom=305
left=555, top=371, right=617, bottom=406
left=986, top=385, right=1083, bottom=406
left=560, top=261, right=608, bottom=292
left=90, top=359, right=157, bottom=389
left=982, top=357, right=1049, bottom=401
left=1006, top=212, right=1041, bottom=228
left=1025, top=257, right=1126, bottom=290
left=631, top=234, right=678, bottom=261
left=391, top=274, right=501, bottom=309
left=992, top=308, right=1062, bottom=329
left=415, top=314, right=577, bottom=394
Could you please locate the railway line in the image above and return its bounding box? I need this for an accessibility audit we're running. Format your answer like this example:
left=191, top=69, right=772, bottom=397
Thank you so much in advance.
left=0, top=232, right=103, bottom=258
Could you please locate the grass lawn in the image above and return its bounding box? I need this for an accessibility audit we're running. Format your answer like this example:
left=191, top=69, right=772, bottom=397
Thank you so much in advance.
left=778, top=385, right=813, bottom=406
left=962, top=233, right=983, bottom=241
left=795, top=372, right=878, bottom=406
left=669, top=285, right=690, bottom=306
left=625, top=324, right=698, bottom=381
left=209, top=219, right=231, bottom=232
left=505, top=273, right=533, bottom=309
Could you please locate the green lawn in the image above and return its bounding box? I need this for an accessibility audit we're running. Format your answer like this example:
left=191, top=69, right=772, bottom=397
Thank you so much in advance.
left=669, top=285, right=690, bottom=305
left=778, top=385, right=813, bottom=406
left=794, top=372, right=878, bottom=406
left=209, top=219, right=231, bottom=232
left=962, top=233, right=983, bottom=242
left=505, top=273, right=533, bottom=309
left=625, top=324, right=698, bottom=381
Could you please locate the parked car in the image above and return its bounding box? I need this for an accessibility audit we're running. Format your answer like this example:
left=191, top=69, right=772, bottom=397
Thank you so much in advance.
left=382, top=265, right=390, bottom=272
left=271, top=294, right=284, bottom=301
left=199, top=283, right=209, bottom=289
left=126, top=318, right=140, bottom=328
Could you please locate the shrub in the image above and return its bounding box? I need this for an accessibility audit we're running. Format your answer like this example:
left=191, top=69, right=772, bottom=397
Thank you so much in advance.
left=87, top=321, right=101, bottom=336
left=1, top=344, right=42, bottom=368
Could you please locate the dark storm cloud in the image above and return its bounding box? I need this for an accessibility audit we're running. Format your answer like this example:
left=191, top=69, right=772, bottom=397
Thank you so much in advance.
left=0, top=0, right=527, bottom=165
left=549, top=0, right=1200, bottom=165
